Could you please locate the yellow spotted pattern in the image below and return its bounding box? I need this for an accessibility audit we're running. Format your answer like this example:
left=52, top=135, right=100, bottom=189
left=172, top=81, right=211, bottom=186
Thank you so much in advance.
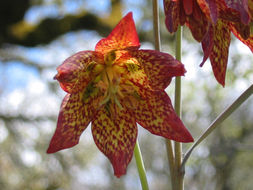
left=134, top=90, right=193, bottom=142
left=132, top=50, right=186, bottom=90
left=47, top=92, right=94, bottom=153
left=55, top=51, right=104, bottom=93
left=209, top=19, right=231, bottom=86
left=92, top=105, right=137, bottom=177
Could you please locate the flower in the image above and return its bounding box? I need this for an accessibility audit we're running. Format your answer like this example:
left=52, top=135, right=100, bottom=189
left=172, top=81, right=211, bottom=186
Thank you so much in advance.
left=164, top=0, right=253, bottom=86
left=164, top=0, right=211, bottom=42
left=200, top=0, right=252, bottom=86
left=47, top=12, right=193, bottom=177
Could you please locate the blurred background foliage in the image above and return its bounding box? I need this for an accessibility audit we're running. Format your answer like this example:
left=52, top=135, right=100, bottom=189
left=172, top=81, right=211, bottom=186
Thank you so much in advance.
left=0, top=0, right=252, bottom=190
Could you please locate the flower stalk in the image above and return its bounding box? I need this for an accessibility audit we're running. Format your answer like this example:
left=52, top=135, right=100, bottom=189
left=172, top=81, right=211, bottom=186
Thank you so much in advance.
left=174, top=26, right=184, bottom=190
left=181, top=84, right=253, bottom=171
left=134, top=140, right=149, bottom=190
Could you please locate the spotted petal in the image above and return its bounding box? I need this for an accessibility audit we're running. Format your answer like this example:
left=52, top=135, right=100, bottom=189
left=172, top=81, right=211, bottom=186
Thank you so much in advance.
left=164, top=0, right=183, bottom=33
left=201, top=20, right=231, bottom=86
left=210, top=20, right=231, bottom=86
left=110, top=50, right=153, bottom=99
left=47, top=90, right=102, bottom=153
left=132, top=50, right=186, bottom=90
left=95, top=12, right=140, bottom=54
left=54, top=51, right=104, bottom=93
left=217, top=0, right=245, bottom=22
left=225, top=0, right=250, bottom=24
left=186, top=7, right=209, bottom=42
left=92, top=106, right=137, bottom=178
left=134, top=90, right=193, bottom=142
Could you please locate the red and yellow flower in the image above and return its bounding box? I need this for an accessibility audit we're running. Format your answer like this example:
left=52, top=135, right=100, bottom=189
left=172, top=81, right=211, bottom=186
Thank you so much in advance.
left=47, top=12, right=193, bottom=177
left=164, top=0, right=253, bottom=86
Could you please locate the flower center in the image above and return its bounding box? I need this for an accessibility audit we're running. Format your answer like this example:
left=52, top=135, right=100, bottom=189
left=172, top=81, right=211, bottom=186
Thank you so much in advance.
left=97, top=51, right=124, bottom=110
left=83, top=50, right=141, bottom=114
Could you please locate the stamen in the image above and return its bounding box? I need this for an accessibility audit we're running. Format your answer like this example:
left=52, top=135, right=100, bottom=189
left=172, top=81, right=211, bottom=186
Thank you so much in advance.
left=104, top=50, right=116, bottom=66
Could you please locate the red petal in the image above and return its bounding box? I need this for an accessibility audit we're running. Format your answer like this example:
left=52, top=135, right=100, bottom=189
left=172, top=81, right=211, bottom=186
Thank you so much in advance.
left=47, top=93, right=92, bottom=153
left=217, top=0, right=246, bottom=23
left=164, top=0, right=181, bottom=33
left=186, top=9, right=209, bottom=42
left=209, top=20, right=231, bottom=86
left=134, top=90, right=194, bottom=143
left=200, top=24, right=214, bottom=66
left=54, top=51, right=104, bottom=93
left=225, top=0, right=250, bottom=24
left=204, top=0, right=218, bottom=23
left=132, top=50, right=186, bottom=90
left=92, top=106, right=137, bottom=178
left=95, top=12, right=140, bottom=55
left=183, top=0, right=193, bottom=15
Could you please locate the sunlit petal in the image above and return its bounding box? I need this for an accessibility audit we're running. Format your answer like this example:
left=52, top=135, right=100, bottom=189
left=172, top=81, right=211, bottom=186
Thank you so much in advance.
left=95, top=12, right=140, bottom=54
left=134, top=90, right=194, bottom=142
left=92, top=106, right=137, bottom=178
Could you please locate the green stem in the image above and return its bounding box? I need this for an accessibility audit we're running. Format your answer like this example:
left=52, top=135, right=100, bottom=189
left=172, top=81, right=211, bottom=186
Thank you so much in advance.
left=134, top=140, right=149, bottom=190
left=174, top=26, right=184, bottom=190
left=152, top=0, right=176, bottom=188
left=181, top=84, right=253, bottom=171
left=152, top=0, right=161, bottom=51
left=166, top=140, right=176, bottom=189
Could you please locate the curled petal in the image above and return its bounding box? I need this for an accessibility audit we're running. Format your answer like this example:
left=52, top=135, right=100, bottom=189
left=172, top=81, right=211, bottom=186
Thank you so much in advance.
left=95, top=12, right=140, bottom=54
left=134, top=90, right=193, bottom=142
left=92, top=106, right=137, bottom=177
left=209, top=20, right=231, bottom=86
left=47, top=92, right=99, bottom=153
left=231, top=22, right=250, bottom=40
left=230, top=24, right=253, bottom=52
left=54, top=51, right=104, bottom=93
left=132, top=50, right=186, bottom=90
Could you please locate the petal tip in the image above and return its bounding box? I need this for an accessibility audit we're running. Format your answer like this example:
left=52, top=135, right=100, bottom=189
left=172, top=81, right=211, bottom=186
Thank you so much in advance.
left=46, top=146, right=56, bottom=154
left=53, top=73, right=59, bottom=80
left=110, top=153, right=128, bottom=178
